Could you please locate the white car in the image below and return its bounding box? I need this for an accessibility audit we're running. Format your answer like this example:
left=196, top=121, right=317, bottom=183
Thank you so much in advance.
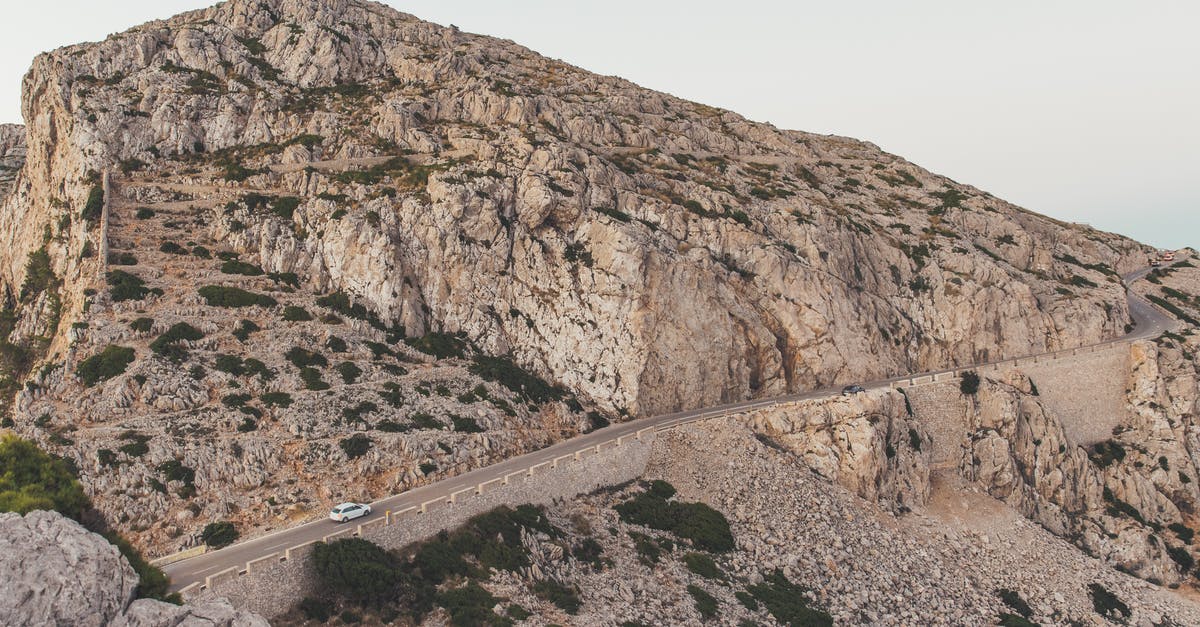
left=329, top=502, right=371, bottom=523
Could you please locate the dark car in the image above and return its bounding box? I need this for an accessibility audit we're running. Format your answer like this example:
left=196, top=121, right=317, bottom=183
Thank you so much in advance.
left=841, top=385, right=866, bottom=396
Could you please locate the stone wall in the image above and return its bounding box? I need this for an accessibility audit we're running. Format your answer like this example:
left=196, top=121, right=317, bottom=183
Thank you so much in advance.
left=1017, top=344, right=1130, bottom=446
left=187, top=434, right=654, bottom=618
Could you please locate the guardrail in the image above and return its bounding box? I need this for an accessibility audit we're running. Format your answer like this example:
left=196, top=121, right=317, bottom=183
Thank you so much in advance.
left=150, top=545, right=207, bottom=567
left=186, top=427, right=658, bottom=596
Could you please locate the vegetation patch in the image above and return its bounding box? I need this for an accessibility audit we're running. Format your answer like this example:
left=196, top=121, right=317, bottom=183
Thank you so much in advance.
left=746, top=569, right=833, bottom=626
left=1087, top=583, right=1130, bottom=621
left=76, top=345, right=135, bottom=386
left=687, top=584, right=719, bottom=620
left=108, top=270, right=158, bottom=302
left=468, top=355, right=565, bottom=405
left=220, top=260, right=264, bottom=276
left=149, top=322, right=205, bottom=363
left=959, top=370, right=981, bottom=395
left=405, top=332, right=467, bottom=359
left=200, top=521, right=238, bottom=548
left=614, top=481, right=734, bottom=552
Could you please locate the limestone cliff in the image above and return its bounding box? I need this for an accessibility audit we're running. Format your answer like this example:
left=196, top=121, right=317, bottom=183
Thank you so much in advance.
left=0, top=0, right=1162, bottom=555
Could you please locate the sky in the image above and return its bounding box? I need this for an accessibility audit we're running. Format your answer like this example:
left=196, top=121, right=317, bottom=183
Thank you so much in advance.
left=1, top=1, right=1196, bottom=249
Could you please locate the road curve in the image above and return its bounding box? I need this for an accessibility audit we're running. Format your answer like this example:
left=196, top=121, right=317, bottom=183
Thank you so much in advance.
left=165, top=264, right=1181, bottom=590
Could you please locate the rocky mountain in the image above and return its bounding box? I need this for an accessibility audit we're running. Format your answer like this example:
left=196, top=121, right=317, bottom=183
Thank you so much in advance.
left=0, top=0, right=1181, bottom=581
left=0, top=510, right=266, bottom=626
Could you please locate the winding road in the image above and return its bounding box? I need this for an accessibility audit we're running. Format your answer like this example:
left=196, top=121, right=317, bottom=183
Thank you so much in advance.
left=165, top=264, right=1180, bottom=591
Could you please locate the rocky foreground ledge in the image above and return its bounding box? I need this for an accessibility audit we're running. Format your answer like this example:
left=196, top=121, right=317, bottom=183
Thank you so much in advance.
left=0, top=510, right=266, bottom=627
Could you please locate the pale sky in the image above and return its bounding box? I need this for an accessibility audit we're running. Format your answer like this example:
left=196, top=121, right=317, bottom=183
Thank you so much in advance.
left=2, top=1, right=1196, bottom=249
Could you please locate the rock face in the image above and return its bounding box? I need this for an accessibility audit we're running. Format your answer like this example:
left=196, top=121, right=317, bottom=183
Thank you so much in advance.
left=0, top=0, right=1181, bottom=580
left=0, top=510, right=267, bottom=627
left=0, top=123, right=24, bottom=198
left=0, top=0, right=1150, bottom=417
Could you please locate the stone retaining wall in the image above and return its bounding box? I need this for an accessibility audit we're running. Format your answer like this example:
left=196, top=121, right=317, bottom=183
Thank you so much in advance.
left=1018, top=343, right=1130, bottom=446
left=188, top=434, right=654, bottom=618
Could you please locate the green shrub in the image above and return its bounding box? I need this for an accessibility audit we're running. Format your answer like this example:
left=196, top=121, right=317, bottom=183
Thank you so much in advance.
left=468, top=355, right=564, bottom=405
left=746, top=570, right=832, bottom=626
left=342, top=401, right=377, bottom=424
left=298, top=597, right=333, bottom=622
left=687, top=584, right=719, bottom=620
left=149, top=322, right=205, bottom=363
left=405, top=332, right=467, bottom=359
left=684, top=552, right=724, bottom=580
left=198, top=285, right=277, bottom=308
left=532, top=579, right=582, bottom=615
left=82, top=185, right=104, bottom=221
left=301, top=367, right=330, bottom=390
left=287, top=347, right=328, bottom=368
left=572, top=537, right=604, bottom=569
left=200, top=521, right=238, bottom=548
left=1087, top=583, right=1130, bottom=620
left=108, top=252, right=138, bottom=266
left=959, top=370, right=981, bottom=395
left=630, top=531, right=663, bottom=565
left=271, top=196, right=301, bottom=220
left=311, top=538, right=398, bottom=604
left=282, top=306, right=312, bottom=322
left=261, top=392, right=294, bottom=408
left=135, top=207, right=155, bottom=220
left=108, top=270, right=156, bottom=302
left=0, top=434, right=90, bottom=518
left=129, top=317, right=154, bottom=333
left=337, top=361, right=362, bottom=384
left=451, top=415, right=484, bottom=433
left=435, top=582, right=507, bottom=627
left=76, top=345, right=135, bottom=386
left=160, top=241, right=187, bottom=255
left=232, top=319, right=259, bottom=342
left=340, top=434, right=372, bottom=459
left=220, top=260, right=264, bottom=276
left=419, top=462, right=437, bottom=475
left=1169, top=522, right=1194, bottom=544
left=1167, top=545, right=1195, bottom=571
left=326, top=336, right=348, bottom=352
left=614, top=482, right=734, bottom=552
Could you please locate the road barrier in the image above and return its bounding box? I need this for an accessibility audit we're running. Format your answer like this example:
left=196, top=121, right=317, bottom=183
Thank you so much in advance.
left=151, top=545, right=207, bottom=567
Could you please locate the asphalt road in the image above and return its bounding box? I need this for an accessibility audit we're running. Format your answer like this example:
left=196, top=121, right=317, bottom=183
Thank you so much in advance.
left=165, top=264, right=1180, bottom=590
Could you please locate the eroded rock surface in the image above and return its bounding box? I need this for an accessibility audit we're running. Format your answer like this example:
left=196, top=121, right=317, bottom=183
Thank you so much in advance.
left=0, top=510, right=266, bottom=627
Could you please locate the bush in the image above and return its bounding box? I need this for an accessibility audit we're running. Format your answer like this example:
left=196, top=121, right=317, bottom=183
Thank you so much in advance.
left=326, top=336, right=348, bottom=352
left=301, top=367, right=330, bottom=390
left=271, top=196, right=301, bottom=220
left=76, top=345, right=135, bottom=386
left=149, top=323, right=205, bottom=363
left=0, top=434, right=90, bottom=518
left=1167, top=544, right=1195, bottom=572
left=405, top=332, right=467, bottom=359
left=687, top=584, right=719, bottom=620
left=311, top=538, right=398, bottom=604
left=340, top=434, right=372, bottom=459
left=468, top=355, right=565, bottom=405
left=614, top=482, right=734, bottom=552
left=282, top=306, right=312, bottom=322
left=200, top=521, right=238, bottom=548
left=108, top=270, right=155, bottom=302
left=261, top=392, right=294, bottom=408
left=532, top=579, right=581, bottom=615
left=960, top=370, right=981, bottom=395
left=287, top=347, right=328, bottom=368
left=684, top=552, right=724, bottom=580
left=135, top=207, right=155, bottom=220
left=298, top=597, right=333, bottom=622
left=160, top=241, right=187, bottom=255
left=337, top=361, right=362, bottom=384
left=435, top=582, right=506, bottom=627
left=746, top=570, right=832, bottom=626
left=220, top=260, right=264, bottom=276
left=232, top=319, right=259, bottom=342
left=82, top=185, right=104, bottom=221
left=129, top=317, right=154, bottom=333
left=1087, top=583, right=1130, bottom=620
left=198, top=285, right=277, bottom=308
left=451, top=415, right=484, bottom=433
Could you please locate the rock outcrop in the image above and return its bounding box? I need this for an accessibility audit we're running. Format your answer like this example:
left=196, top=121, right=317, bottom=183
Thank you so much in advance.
left=0, top=510, right=266, bottom=627
left=0, top=0, right=1184, bottom=579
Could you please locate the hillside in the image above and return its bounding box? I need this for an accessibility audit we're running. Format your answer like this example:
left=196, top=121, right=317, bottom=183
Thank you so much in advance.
left=0, top=0, right=1163, bottom=559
